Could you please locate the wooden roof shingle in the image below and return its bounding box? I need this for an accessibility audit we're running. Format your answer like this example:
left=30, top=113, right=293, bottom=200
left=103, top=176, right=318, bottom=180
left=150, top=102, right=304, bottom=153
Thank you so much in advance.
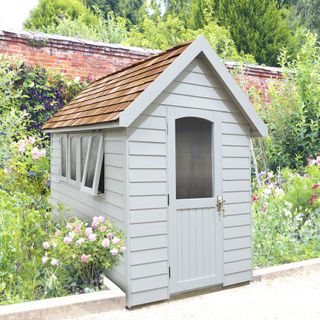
left=43, top=42, right=191, bottom=130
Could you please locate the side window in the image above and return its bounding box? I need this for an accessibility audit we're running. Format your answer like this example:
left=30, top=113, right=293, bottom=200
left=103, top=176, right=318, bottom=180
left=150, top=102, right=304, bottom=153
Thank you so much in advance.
left=81, top=135, right=104, bottom=195
left=69, top=136, right=77, bottom=181
left=59, top=133, right=104, bottom=196
left=80, top=136, right=88, bottom=180
left=175, top=117, right=213, bottom=199
left=61, top=135, right=67, bottom=178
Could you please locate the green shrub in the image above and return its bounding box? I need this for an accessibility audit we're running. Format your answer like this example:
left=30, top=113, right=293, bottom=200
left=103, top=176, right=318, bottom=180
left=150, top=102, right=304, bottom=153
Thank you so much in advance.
left=252, top=164, right=320, bottom=268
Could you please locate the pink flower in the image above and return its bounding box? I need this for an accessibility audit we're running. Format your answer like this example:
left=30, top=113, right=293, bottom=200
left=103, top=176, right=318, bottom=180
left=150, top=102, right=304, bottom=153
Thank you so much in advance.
left=80, top=254, right=90, bottom=263
left=98, top=216, right=105, bottom=223
left=92, top=216, right=104, bottom=228
left=88, top=233, right=97, bottom=241
left=63, top=236, right=73, bottom=244
left=43, top=242, right=50, bottom=249
left=18, top=140, right=26, bottom=153
left=31, top=147, right=40, bottom=161
left=312, top=184, right=320, bottom=190
left=54, top=229, right=62, bottom=237
left=110, top=248, right=118, bottom=256
left=66, top=223, right=73, bottom=231
left=107, top=233, right=113, bottom=239
left=39, top=149, right=46, bottom=157
left=308, top=158, right=316, bottom=165
left=308, top=194, right=318, bottom=205
left=76, top=238, right=85, bottom=246
left=101, top=238, right=110, bottom=248
left=51, top=259, right=59, bottom=266
left=85, top=227, right=92, bottom=236
left=317, top=156, right=320, bottom=164
left=42, top=256, right=48, bottom=264
left=99, top=225, right=107, bottom=232
left=27, top=137, right=35, bottom=144
left=74, top=225, right=82, bottom=234
left=112, top=237, right=120, bottom=244
left=120, top=246, right=126, bottom=253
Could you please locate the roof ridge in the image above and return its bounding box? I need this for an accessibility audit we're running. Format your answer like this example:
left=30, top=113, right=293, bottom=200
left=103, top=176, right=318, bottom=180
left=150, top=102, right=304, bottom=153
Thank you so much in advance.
left=86, top=41, right=192, bottom=88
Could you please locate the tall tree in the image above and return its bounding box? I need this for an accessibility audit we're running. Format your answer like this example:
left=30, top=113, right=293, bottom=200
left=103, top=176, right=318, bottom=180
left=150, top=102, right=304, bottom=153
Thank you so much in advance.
left=211, top=0, right=296, bottom=66
left=84, top=0, right=145, bottom=25
left=24, top=0, right=98, bottom=31
left=290, top=0, right=320, bottom=36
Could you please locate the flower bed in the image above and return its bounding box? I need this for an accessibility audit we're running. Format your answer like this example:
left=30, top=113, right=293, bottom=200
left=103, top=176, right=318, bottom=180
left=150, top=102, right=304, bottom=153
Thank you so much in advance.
left=252, top=158, right=320, bottom=268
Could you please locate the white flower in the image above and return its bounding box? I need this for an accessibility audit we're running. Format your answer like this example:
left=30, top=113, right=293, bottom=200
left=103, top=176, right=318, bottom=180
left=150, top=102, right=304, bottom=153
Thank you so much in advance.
left=42, top=256, right=48, bottom=264
left=74, top=76, right=81, bottom=84
left=51, top=259, right=59, bottom=266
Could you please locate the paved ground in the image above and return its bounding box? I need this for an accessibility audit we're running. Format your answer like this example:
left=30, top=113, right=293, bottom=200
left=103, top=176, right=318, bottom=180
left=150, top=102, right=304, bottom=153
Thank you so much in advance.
left=72, top=268, right=320, bottom=320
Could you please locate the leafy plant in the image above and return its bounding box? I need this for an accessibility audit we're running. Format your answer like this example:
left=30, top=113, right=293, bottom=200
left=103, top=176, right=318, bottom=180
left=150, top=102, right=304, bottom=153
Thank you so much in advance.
left=42, top=216, right=126, bottom=296
left=252, top=164, right=320, bottom=268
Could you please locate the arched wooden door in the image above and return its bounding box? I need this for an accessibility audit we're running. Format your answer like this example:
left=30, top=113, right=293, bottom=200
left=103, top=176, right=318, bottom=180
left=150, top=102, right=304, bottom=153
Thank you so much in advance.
left=168, top=108, right=223, bottom=294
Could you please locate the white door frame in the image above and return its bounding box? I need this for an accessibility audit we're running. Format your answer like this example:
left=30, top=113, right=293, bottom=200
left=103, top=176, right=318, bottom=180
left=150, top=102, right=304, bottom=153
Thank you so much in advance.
left=167, top=108, right=224, bottom=294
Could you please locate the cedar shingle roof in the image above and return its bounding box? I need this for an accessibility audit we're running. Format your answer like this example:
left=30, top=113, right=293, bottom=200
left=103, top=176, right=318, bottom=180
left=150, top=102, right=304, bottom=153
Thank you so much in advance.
left=43, top=42, right=191, bottom=129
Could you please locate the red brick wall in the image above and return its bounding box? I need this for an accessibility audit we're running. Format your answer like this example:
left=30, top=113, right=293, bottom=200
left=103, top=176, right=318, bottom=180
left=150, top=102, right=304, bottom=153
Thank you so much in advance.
left=0, top=29, right=155, bottom=80
left=0, top=29, right=282, bottom=100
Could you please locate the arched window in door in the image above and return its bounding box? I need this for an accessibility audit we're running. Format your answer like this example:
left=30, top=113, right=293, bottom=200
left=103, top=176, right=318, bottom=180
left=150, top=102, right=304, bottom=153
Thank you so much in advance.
left=175, top=117, right=213, bottom=199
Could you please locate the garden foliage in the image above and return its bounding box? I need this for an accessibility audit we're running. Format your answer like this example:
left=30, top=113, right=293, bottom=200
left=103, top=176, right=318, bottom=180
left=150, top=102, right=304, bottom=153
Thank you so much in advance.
left=253, top=162, right=320, bottom=267
left=0, top=55, right=124, bottom=305
left=246, top=33, right=320, bottom=170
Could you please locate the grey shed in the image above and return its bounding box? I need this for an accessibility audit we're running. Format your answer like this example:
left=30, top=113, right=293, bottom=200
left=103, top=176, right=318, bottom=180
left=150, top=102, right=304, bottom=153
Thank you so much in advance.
left=43, top=36, right=268, bottom=307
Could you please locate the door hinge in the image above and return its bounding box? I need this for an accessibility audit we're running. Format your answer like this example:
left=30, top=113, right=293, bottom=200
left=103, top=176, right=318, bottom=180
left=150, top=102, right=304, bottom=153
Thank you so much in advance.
left=168, top=266, right=171, bottom=278
left=167, top=194, right=170, bottom=206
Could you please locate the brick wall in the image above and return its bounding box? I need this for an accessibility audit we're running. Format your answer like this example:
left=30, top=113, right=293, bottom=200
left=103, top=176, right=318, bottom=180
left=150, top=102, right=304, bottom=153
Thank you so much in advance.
left=0, top=29, right=156, bottom=80
left=0, top=29, right=282, bottom=101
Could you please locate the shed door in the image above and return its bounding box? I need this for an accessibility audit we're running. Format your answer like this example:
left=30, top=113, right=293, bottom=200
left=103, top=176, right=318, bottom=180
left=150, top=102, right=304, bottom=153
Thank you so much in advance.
left=168, top=109, right=223, bottom=294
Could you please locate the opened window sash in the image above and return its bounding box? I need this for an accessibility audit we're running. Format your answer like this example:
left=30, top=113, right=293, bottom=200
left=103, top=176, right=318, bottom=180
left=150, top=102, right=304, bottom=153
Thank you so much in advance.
left=81, top=134, right=104, bottom=195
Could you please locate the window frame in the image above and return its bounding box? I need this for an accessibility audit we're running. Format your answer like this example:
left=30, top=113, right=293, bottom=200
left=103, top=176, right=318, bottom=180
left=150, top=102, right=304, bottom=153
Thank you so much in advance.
left=80, top=134, right=104, bottom=196
left=60, top=135, right=68, bottom=182
left=67, top=133, right=81, bottom=186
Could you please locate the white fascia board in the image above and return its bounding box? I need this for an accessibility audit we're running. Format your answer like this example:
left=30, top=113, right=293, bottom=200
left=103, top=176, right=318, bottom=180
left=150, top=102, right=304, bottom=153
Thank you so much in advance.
left=43, top=121, right=122, bottom=133
left=119, top=35, right=268, bottom=138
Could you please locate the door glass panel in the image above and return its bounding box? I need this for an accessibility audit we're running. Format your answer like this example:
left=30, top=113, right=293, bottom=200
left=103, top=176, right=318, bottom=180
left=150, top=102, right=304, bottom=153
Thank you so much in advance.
left=61, top=136, right=67, bottom=178
left=85, top=136, right=100, bottom=188
left=70, top=137, right=77, bottom=181
left=176, top=117, right=213, bottom=199
left=81, top=136, right=88, bottom=181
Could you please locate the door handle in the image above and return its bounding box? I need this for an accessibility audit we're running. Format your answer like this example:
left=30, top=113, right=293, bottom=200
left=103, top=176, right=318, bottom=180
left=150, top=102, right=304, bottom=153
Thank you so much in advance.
left=216, top=196, right=225, bottom=216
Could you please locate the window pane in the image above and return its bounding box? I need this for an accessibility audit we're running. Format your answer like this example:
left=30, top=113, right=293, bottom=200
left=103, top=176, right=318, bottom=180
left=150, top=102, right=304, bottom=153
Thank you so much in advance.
left=81, top=136, right=88, bottom=181
left=85, top=136, right=100, bottom=188
left=176, top=117, right=212, bottom=199
left=61, top=136, right=67, bottom=177
left=70, top=137, right=77, bottom=181
left=98, top=156, right=105, bottom=194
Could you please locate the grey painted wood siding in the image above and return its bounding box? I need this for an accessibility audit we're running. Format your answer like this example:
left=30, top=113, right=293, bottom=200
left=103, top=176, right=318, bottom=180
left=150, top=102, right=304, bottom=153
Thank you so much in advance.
left=50, top=130, right=128, bottom=291
left=127, top=103, right=169, bottom=307
left=126, top=57, right=252, bottom=306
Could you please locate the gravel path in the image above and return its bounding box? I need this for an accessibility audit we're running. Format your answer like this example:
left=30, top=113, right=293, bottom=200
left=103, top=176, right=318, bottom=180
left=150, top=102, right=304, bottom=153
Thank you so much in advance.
left=71, top=268, right=320, bottom=320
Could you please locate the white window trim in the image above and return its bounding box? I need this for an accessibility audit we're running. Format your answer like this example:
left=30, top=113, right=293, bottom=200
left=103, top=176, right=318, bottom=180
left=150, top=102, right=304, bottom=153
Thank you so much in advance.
left=67, top=134, right=81, bottom=187
left=80, top=134, right=104, bottom=196
left=60, top=135, right=67, bottom=182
